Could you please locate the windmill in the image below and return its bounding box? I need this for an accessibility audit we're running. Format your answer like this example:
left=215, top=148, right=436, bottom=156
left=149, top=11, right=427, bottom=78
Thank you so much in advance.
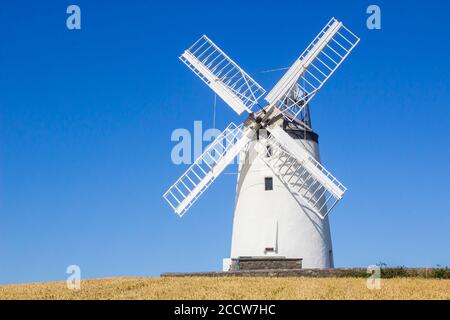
left=163, top=18, right=359, bottom=269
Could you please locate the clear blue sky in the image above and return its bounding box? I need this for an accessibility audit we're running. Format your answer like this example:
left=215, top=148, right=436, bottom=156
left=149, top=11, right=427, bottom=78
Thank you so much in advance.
left=0, top=1, right=449, bottom=284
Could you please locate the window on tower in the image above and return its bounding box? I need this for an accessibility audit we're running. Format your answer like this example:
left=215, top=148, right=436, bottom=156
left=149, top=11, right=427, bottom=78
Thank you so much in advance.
left=266, top=145, right=272, bottom=157
left=265, top=177, right=273, bottom=191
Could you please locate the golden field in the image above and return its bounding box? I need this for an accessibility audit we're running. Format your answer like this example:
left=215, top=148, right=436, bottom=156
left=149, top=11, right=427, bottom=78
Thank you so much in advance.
left=0, top=277, right=449, bottom=300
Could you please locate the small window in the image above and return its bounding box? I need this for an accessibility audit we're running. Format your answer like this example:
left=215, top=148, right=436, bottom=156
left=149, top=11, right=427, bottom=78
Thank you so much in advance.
left=265, top=177, right=273, bottom=191
left=266, top=145, right=272, bottom=158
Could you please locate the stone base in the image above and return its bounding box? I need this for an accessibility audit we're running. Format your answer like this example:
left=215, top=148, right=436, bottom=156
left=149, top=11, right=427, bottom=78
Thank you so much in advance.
left=229, top=257, right=302, bottom=271
left=161, top=268, right=450, bottom=278
left=161, top=268, right=366, bottom=278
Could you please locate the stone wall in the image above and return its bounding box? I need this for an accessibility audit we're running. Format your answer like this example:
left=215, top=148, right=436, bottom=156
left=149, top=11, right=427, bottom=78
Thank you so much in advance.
left=229, top=257, right=302, bottom=271
left=161, top=268, right=450, bottom=278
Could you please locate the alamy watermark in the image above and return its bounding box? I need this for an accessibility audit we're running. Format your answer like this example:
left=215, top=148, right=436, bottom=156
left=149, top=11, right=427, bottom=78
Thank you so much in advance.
left=366, top=265, right=381, bottom=289
left=66, top=5, right=81, bottom=30
left=171, top=121, right=221, bottom=165
left=66, top=265, right=81, bottom=290
left=170, top=121, right=272, bottom=167
left=367, top=5, right=381, bottom=30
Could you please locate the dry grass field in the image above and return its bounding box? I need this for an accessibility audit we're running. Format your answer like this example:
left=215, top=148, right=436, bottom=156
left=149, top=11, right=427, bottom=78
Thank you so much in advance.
left=0, top=277, right=449, bottom=300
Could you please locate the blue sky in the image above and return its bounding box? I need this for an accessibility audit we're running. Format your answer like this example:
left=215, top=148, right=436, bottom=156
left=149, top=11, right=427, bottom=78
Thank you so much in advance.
left=0, top=1, right=449, bottom=284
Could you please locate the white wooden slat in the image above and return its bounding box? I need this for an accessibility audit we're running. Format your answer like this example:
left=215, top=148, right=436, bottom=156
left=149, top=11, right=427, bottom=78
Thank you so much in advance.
left=180, top=35, right=266, bottom=115
left=163, top=123, right=252, bottom=217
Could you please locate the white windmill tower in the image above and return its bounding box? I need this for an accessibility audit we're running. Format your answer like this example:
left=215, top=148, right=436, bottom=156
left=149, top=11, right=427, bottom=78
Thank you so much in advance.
left=163, top=18, right=359, bottom=270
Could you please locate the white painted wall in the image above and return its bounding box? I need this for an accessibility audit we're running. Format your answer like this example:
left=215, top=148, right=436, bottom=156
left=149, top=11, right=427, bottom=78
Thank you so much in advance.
left=228, top=128, right=334, bottom=268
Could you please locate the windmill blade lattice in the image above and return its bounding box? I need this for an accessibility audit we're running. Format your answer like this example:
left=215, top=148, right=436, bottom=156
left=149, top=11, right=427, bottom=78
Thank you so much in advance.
left=265, top=18, right=359, bottom=122
left=180, top=35, right=266, bottom=115
left=163, top=123, right=252, bottom=216
left=261, top=127, right=347, bottom=219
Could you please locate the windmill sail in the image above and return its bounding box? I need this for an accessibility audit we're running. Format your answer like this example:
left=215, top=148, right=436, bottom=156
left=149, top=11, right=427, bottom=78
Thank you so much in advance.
left=180, top=35, right=266, bottom=115
left=163, top=123, right=252, bottom=217
left=265, top=18, right=359, bottom=121
left=261, top=127, right=346, bottom=219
